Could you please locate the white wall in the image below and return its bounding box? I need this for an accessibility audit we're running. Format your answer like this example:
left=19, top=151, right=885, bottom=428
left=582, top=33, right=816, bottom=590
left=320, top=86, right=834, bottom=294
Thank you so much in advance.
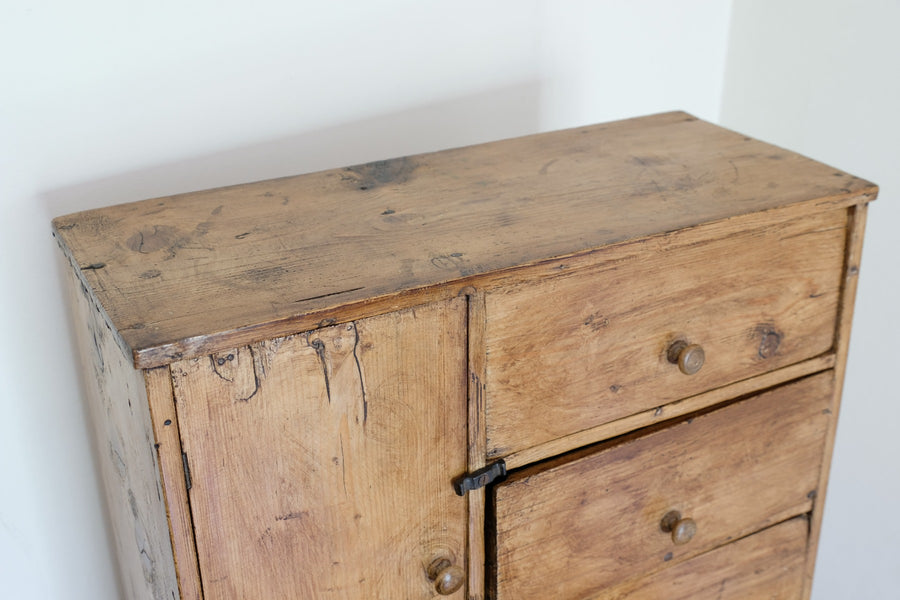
left=33, top=1, right=900, bottom=598
left=720, top=2, right=900, bottom=598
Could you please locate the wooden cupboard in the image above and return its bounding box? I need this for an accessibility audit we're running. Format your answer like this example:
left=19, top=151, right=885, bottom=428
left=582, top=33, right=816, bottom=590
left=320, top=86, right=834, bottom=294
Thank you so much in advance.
left=53, top=112, right=876, bottom=599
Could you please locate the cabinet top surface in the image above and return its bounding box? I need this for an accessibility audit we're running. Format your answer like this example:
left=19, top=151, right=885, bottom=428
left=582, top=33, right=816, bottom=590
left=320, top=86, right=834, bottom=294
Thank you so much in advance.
left=53, top=111, right=876, bottom=368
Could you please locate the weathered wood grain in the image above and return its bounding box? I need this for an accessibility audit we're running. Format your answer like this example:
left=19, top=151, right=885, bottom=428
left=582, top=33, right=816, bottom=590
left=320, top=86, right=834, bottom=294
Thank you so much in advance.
left=143, top=367, right=202, bottom=600
left=485, top=208, right=846, bottom=457
left=598, top=517, right=808, bottom=600
left=51, top=112, right=876, bottom=368
left=493, top=373, right=833, bottom=600
left=171, top=299, right=468, bottom=599
left=62, top=256, right=179, bottom=599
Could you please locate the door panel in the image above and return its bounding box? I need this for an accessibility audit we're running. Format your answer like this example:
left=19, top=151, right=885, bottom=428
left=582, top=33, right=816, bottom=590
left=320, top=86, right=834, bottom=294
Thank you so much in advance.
left=172, top=299, right=468, bottom=599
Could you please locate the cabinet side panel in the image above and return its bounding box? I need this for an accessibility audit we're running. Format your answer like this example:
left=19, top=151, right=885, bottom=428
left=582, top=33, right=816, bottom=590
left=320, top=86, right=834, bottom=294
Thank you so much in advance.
left=172, top=299, right=469, bottom=599
left=803, top=203, right=870, bottom=597
left=63, top=264, right=179, bottom=599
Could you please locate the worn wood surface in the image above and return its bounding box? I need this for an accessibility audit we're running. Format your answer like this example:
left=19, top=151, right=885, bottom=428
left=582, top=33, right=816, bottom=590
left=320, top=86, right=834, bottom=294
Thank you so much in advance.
left=171, top=299, right=468, bottom=599
left=598, top=517, right=808, bottom=600
left=493, top=373, right=833, bottom=600
left=485, top=208, right=846, bottom=457
left=803, top=203, right=869, bottom=597
left=51, top=111, right=876, bottom=368
left=54, top=113, right=876, bottom=600
left=62, top=256, right=179, bottom=599
left=144, top=367, right=203, bottom=600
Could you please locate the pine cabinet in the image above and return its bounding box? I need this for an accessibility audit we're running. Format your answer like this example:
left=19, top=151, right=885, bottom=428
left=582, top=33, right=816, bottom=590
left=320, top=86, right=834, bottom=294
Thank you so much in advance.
left=53, top=112, right=876, bottom=599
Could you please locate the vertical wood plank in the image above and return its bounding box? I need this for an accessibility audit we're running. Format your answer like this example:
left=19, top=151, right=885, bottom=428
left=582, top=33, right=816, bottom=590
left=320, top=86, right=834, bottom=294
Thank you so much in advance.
left=172, top=299, right=468, bottom=599
left=62, top=260, right=179, bottom=599
left=144, top=367, right=203, bottom=600
left=803, top=202, right=870, bottom=597
left=466, top=289, right=488, bottom=600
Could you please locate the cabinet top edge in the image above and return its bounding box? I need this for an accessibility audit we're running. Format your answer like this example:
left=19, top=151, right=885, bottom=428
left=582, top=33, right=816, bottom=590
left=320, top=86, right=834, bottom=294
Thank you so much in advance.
left=51, top=111, right=878, bottom=369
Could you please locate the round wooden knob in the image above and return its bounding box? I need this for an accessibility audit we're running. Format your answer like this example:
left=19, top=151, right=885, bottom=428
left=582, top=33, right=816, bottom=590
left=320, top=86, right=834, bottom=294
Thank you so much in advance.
left=660, top=510, right=697, bottom=545
left=427, top=558, right=465, bottom=595
left=667, top=341, right=705, bottom=375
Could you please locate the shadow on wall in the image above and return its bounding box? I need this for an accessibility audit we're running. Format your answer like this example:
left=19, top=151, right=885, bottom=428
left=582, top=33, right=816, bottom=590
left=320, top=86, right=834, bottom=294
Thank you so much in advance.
left=41, top=81, right=542, bottom=218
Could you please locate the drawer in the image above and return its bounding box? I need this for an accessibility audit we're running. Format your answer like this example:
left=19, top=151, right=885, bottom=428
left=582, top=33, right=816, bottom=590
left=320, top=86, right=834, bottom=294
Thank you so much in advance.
left=484, top=209, right=846, bottom=457
left=492, top=373, right=833, bottom=600
left=600, top=517, right=808, bottom=599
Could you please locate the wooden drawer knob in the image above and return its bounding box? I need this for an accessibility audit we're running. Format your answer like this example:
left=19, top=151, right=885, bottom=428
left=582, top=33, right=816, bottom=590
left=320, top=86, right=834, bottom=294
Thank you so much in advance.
left=667, top=341, right=705, bottom=375
left=427, top=557, right=465, bottom=595
left=660, top=510, right=697, bottom=545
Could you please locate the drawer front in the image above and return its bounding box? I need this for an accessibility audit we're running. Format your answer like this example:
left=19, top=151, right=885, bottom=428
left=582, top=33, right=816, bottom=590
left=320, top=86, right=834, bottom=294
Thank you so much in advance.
left=492, top=373, right=833, bottom=600
left=599, top=517, right=808, bottom=599
left=484, top=209, right=846, bottom=457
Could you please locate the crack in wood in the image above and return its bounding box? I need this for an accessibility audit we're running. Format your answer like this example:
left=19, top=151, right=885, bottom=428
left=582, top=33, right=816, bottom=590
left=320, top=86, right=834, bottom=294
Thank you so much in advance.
left=350, top=322, right=368, bottom=425
left=294, top=287, right=365, bottom=303
left=339, top=434, right=347, bottom=495
left=309, top=338, right=331, bottom=404
left=241, top=347, right=261, bottom=402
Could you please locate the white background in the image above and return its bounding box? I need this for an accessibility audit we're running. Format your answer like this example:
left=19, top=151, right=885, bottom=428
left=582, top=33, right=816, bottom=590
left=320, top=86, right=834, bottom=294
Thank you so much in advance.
left=0, top=1, right=896, bottom=598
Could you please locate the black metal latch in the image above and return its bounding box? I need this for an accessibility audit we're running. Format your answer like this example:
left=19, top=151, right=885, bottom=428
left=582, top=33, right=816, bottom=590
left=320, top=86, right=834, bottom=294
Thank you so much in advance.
left=453, top=460, right=507, bottom=496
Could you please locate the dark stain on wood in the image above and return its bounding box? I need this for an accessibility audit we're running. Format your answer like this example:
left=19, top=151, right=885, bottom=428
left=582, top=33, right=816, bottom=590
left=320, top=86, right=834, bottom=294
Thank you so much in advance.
left=127, top=225, right=181, bottom=254
left=632, top=155, right=668, bottom=167
left=343, top=156, right=417, bottom=190
left=754, top=323, right=783, bottom=359
left=584, top=314, right=610, bottom=332
left=539, top=159, right=558, bottom=175
left=432, top=254, right=465, bottom=270
left=242, top=266, right=288, bottom=283
left=275, top=511, right=309, bottom=522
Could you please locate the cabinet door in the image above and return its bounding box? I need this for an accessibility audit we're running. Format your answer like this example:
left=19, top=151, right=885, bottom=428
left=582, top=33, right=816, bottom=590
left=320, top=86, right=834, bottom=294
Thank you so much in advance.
left=171, top=299, right=468, bottom=599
